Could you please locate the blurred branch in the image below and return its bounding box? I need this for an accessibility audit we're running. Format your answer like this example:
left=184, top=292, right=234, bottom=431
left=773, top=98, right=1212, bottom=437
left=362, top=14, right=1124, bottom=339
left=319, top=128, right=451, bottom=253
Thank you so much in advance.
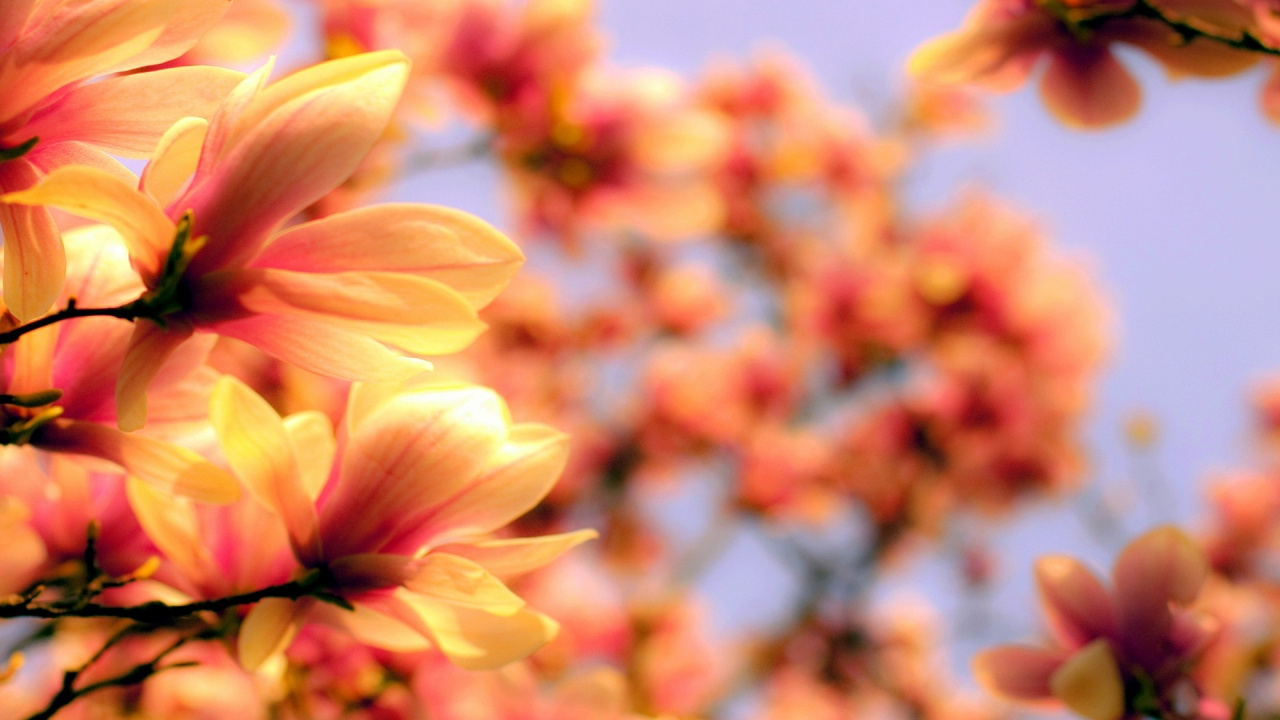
left=401, top=134, right=494, bottom=175
left=1039, top=0, right=1280, bottom=57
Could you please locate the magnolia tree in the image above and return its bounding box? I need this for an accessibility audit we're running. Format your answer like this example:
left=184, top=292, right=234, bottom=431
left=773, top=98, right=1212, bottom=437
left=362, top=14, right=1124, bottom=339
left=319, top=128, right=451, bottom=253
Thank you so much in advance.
left=0, top=0, right=1270, bottom=719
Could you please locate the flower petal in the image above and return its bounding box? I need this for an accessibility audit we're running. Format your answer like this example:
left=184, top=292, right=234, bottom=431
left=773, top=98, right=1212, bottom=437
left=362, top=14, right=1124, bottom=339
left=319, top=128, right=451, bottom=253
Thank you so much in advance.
left=393, top=424, right=569, bottom=549
left=1049, top=639, right=1124, bottom=720
left=434, top=530, right=599, bottom=580
left=319, top=385, right=509, bottom=557
left=1112, top=525, right=1208, bottom=650
left=231, top=269, right=487, bottom=355
left=253, top=204, right=523, bottom=307
left=238, top=597, right=300, bottom=671
left=125, top=477, right=213, bottom=586
left=0, top=160, right=64, bottom=321
left=36, top=419, right=239, bottom=504
left=2, top=165, right=173, bottom=283
left=972, top=644, right=1067, bottom=701
left=116, top=321, right=193, bottom=432
left=283, top=411, right=335, bottom=502
left=1035, top=555, right=1117, bottom=647
left=22, top=66, right=244, bottom=157
left=205, top=313, right=431, bottom=382
left=404, top=554, right=526, bottom=615
left=142, top=117, right=208, bottom=210
left=1039, top=47, right=1141, bottom=129
left=210, top=376, right=321, bottom=564
left=391, top=592, right=559, bottom=670
left=183, top=52, right=409, bottom=275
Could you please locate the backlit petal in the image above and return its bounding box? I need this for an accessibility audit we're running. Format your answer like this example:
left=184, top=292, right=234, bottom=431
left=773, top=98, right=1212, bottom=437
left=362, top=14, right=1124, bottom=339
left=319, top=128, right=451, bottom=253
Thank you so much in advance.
left=36, top=419, right=239, bottom=504
left=0, top=160, right=64, bottom=321
left=238, top=597, right=300, bottom=671
left=22, top=66, right=244, bottom=157
left=210, top=376, right=320, bottom=563
left=116, top=321, right=193, bottom=432
left=142, top=117, right=208, bottom=210
left=972, top=644, right=1066, bottom=701
left=253, top=204, right=523, bottom=307
left=2, top=165, right=173, bottom=283
left=434, top=531, right=599, bottom=580
left=1035, top=555, right=1117, bottom=647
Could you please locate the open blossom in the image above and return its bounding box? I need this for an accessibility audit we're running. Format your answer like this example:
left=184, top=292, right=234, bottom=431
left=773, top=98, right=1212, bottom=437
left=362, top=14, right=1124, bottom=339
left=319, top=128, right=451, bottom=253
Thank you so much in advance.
left=0, top=228, right=238, bottom=502
left=974, top=527, right=1222, bottom=720
left=908, top=0, right=1257, bottom=128
left=168, top=377, right=596, bottom=671
left=498, top=68, right=729, bottom=245
left=0, top=0, right=245, bottom=321
left=5, top=50, right=524, bottom=431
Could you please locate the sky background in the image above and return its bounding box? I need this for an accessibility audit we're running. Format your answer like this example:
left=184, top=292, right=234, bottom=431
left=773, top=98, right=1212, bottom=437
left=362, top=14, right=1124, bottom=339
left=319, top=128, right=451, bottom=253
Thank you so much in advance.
left=305, top=0, right=1280, bottom=691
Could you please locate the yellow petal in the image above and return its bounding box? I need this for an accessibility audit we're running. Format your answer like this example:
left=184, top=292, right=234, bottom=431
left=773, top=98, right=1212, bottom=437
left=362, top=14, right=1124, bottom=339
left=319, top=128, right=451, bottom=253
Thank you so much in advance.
left=395, top=593, right=560, bottom=670
left=419, top=425, right=571, bottom=540
left=405, top=554, right=526, bottom=615
left=2, top=165, right=174, bottom=283
left=0, top=160, right=65, bottom=322
left=210, top=376, right=320, bottom=563
left=125, top=477, right=212, bottom=585
left=238, top=597, right=300, bottom=671
left=254, top=204, right=524, bottom=307
left=436, top=530, right=598, bottom=580
left=1049, top=640, right=1125, bottom=720
left=142, top=117, right=208, bottom=210
left=282, top=411, right=335, bottom=502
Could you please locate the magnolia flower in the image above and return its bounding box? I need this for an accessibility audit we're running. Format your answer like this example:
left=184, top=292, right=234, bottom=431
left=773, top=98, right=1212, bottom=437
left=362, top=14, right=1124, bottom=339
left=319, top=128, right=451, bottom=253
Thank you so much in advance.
left=908, top=0, right=1257, bottom=128
left=0, top=228, right=238, bottom=502
left=0, top=0, right=244, bottom=320
left=5, top=50, right=524, bottom=431
left=973, top=527, right=1221, bottom=720
left=146, top=376, right=596, bottom=671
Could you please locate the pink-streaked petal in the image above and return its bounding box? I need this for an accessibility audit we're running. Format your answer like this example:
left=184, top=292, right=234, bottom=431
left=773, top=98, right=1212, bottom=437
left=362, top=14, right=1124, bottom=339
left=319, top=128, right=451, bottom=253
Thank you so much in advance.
left=2, top=165, right=173, bottom=283
left=183, top=52, right=409, bottom=275
left=26, top=142, right=136, bottom=184
left=433, top=530, right=599, bottom=580
left=125, top=477, right=214, bottom=587
left=94, top=0, right=234, bottom=76
left=1113, top=526, right=1208, bottom=648
left=231, top=269, right=486, bottom=355
left=142, top=117, right=208, bottom=210
left=1038, top=47, right=1141, bottom=129
left=319, top=386, right=509, bottom=557
left=0, top=0, right=36, bottom=53
left=0, top=5, right=166, bottom=126
left=221, top=50, right=409, bottom=154
left=403, top=554, right=525, bottom=616
left=1035, top=555, right=1117, bottom=648
left=238, top=597, right=301, bottom=671
left=1049, top=640, right=1124, bottom=720
left=195, top=59, right=274, bottom=182
left=392, top=425, right=570, bottom=549
left=972, top=644, right=1066, bottom=701
left=210, top=376, right=321, bottom=564
left=282, top=411, right=335, bottom=502
left=35, top=419, right=239, bottom=504
left=116, top=321, right=193, bottom=432
left=253, top=204, right=524, bottom=307
left=0, top=160, right=64, bottom=321
left=22, top=66, right=244, bottom=157
left=205, top=313, right=431, bottom=382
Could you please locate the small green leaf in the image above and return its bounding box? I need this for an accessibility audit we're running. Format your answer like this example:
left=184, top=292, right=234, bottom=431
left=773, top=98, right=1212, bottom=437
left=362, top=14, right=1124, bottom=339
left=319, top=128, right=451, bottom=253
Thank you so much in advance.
left=0, top=137, right=38, bottom=162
